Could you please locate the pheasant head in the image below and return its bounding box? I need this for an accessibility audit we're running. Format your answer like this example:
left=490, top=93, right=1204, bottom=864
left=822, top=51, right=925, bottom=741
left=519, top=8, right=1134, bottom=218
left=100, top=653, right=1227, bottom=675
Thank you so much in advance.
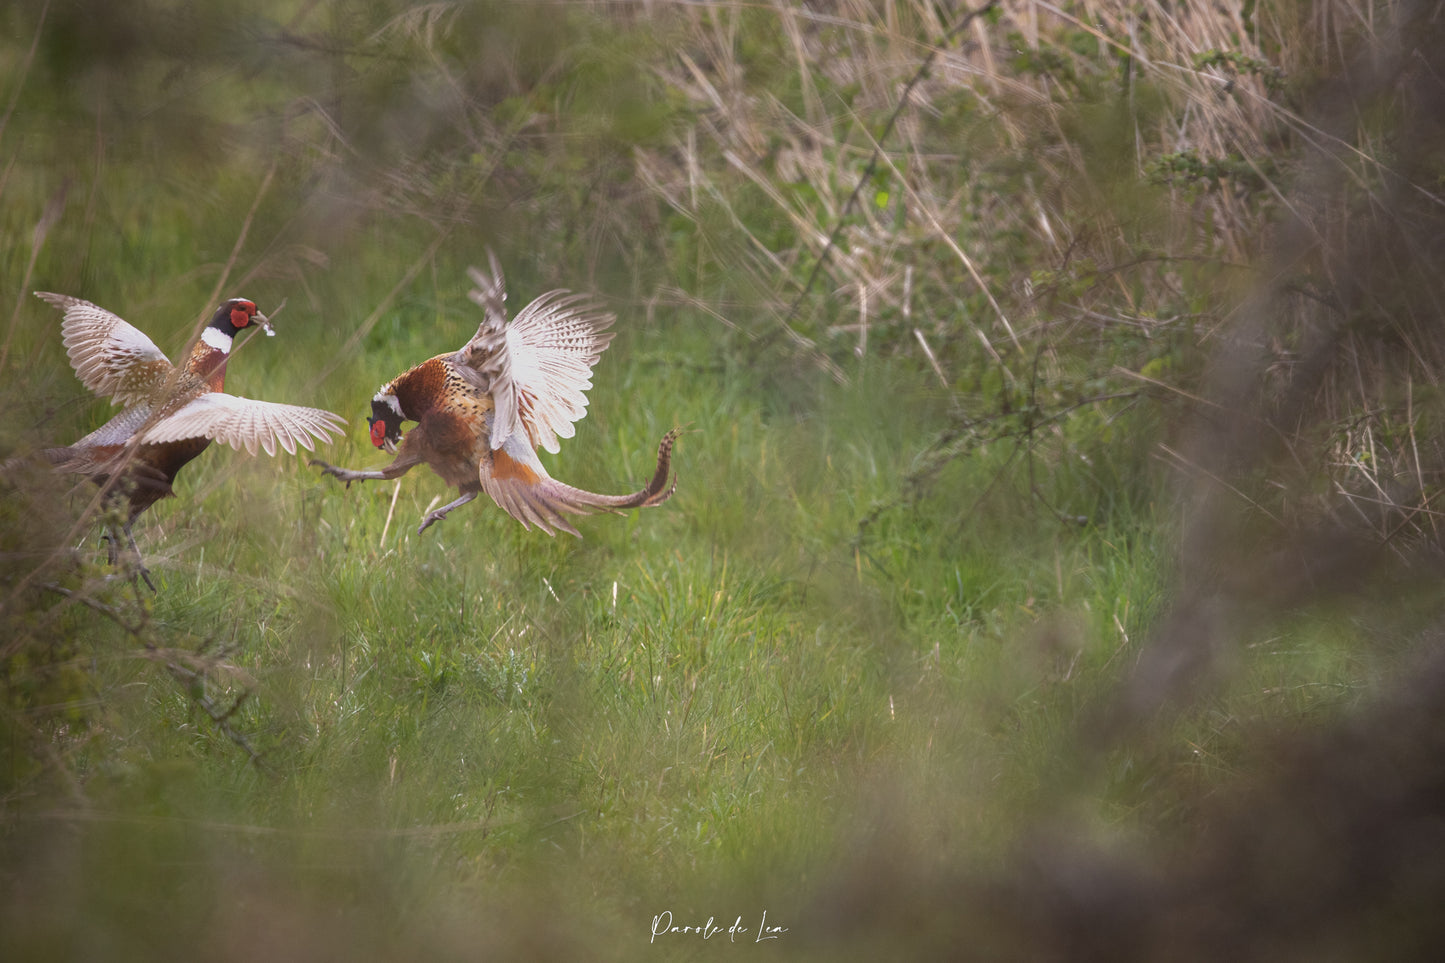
left=186, top=298, right=274, bottom=389
left=368, top=386, right=405, bottom=454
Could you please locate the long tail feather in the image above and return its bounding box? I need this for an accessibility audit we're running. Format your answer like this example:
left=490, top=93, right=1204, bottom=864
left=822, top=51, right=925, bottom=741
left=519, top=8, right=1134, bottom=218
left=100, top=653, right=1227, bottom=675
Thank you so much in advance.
left=535, top=428, right=678, bottom=518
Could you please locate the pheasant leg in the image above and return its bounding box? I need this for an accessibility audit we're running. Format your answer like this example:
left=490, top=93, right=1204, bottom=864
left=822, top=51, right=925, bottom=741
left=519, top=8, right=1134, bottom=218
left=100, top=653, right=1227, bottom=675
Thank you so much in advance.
left=418, top=491, right=479, bottom=534
left=103, top=522, right=156, bottom=592
left=310, top=461, right=392, bottom=487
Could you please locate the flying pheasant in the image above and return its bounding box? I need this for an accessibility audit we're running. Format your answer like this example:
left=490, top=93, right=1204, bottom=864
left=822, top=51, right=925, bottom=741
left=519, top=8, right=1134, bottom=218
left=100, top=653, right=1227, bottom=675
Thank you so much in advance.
left=311, top=256, right=676, bottom=536
left=26, top=292, right=346, bottom=587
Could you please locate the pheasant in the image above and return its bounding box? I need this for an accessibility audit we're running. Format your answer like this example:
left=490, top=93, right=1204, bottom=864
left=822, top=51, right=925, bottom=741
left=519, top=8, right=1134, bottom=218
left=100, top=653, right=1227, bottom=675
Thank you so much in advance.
left=311, top=257, right=676, bottom=536
left=26, top=292, right=346, bottom=587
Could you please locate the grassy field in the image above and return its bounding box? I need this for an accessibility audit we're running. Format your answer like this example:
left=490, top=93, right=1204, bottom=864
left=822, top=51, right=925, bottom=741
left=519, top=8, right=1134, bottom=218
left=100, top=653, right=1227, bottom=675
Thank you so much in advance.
left=4, top=0, right=1445, bottom=958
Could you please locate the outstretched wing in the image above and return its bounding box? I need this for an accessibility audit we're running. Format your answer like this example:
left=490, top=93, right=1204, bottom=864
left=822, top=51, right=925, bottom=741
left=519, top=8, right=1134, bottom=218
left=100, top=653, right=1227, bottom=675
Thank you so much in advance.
left=37, top=292, right=174, bottom=406
left=140, top=392, right=347, bottom=456
left=461, top=260, right=616, bottom=454
left=462, top=251, right=510, bottom=358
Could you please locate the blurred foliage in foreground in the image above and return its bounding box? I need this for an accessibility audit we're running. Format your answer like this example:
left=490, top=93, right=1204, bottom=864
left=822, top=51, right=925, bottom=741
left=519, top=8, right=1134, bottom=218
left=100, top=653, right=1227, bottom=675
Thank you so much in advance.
left=4, top=0, right=1445, bottom=959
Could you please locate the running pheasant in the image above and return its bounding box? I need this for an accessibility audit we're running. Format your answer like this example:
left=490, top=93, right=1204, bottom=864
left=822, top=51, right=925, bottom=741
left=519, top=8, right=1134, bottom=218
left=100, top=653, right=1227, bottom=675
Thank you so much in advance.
left=26, top=292, right=346, bottom=586
left=311, top=256, right=676, bottom=536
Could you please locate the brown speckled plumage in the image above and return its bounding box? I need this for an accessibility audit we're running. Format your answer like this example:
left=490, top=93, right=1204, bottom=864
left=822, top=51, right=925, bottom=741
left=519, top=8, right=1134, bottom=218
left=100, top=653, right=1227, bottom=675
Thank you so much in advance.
left=312, top=256, right=677, bottom=537
left=19, top=292, right=346, bottom=587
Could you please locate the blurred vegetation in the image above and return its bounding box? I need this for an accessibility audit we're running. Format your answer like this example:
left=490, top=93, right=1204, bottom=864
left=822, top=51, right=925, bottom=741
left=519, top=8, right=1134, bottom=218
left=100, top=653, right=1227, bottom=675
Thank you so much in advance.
left=3, top=0, right=1445, bottom=959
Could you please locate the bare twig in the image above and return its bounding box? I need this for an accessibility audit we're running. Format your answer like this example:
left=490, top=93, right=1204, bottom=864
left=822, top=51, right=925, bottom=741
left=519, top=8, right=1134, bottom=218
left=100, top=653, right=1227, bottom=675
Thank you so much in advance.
left=772, top=0, right=1001, bottom=341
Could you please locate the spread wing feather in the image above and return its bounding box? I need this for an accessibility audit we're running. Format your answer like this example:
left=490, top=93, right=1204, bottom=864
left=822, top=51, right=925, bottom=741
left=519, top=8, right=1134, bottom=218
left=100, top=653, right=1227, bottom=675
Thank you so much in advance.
left=37, top=292, right=174, bottom=406
left=462, top=261, right=615, bottom=454
left=140, top=393, right=347, bottom=456
left=73, top=405, right=160, bottom=449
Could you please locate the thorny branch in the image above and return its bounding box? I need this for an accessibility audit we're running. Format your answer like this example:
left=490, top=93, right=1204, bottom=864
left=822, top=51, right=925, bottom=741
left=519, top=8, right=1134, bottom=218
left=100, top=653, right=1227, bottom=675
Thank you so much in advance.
left=37, top=581, right=271, bottom=773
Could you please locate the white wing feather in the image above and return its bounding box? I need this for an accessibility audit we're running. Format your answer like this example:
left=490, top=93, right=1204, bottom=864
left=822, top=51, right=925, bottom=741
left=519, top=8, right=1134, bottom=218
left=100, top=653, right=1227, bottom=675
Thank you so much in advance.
left=140, top=393, right=347, bottom=456
left=502, top=291, right=615, bottom=453
left=462, top=265, right=615, bottom=454
left=36, top=292, right=173, bottom=406
left=73, top=405, right=159, bottom=448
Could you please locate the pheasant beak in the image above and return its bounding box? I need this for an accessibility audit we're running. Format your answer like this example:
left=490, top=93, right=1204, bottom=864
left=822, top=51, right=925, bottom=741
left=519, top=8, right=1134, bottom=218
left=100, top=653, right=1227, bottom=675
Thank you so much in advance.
left=253, top=311, right=276, bottom=337
left=369, top=414, right=400, bottom=454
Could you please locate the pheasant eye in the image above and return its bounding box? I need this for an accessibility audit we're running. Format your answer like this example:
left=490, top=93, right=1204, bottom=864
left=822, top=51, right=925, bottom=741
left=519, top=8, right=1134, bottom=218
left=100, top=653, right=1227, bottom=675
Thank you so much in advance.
left=369, top=418, right=387, bottom=448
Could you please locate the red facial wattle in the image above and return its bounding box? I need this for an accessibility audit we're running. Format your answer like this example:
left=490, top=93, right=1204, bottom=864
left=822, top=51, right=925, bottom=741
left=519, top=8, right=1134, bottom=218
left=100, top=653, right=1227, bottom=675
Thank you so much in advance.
left=370, top=418, right=387, bottom=448
left=230, top=304, right=253, bottom=328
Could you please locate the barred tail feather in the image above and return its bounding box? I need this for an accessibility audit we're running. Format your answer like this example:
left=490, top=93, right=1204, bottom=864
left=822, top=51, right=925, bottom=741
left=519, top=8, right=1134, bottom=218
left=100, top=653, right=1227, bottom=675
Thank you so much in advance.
left=490, top=429, right=679, bottom=537
left=554, top=427, right=678, bottom=511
